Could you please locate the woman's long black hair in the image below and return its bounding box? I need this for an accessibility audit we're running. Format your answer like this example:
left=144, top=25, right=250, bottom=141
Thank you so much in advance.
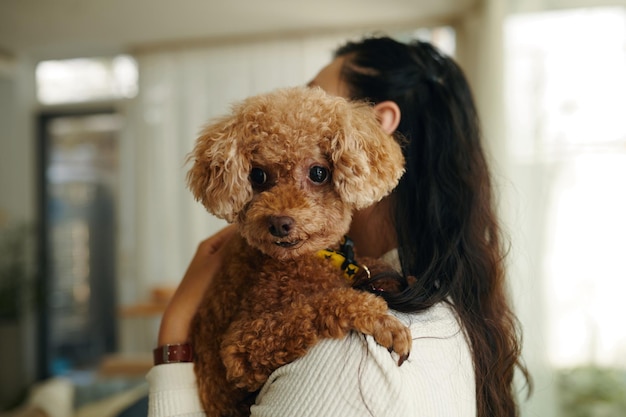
left=336, top=36, right=531, bottom=417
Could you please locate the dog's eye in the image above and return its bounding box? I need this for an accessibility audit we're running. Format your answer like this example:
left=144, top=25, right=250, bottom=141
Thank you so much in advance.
left=250, top=167, right=267, bottom=185
left=309, top=166, right=329, bottom=184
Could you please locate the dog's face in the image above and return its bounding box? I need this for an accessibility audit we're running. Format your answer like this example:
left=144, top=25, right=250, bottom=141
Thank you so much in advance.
left=187, top=86, right=404, bottom=259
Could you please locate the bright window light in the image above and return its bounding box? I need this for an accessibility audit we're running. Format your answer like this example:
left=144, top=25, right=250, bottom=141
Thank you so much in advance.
left=36, top=55, right=138, bottom=105
left=505, top=7, right=626, bottom=369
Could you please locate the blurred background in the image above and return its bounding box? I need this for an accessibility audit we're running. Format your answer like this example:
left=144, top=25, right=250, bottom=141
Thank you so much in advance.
left=0, top=0, right=625, bottom=416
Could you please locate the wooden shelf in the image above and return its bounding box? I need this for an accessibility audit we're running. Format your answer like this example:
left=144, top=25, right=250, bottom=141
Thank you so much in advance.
left=118, top=302, right=167, bottom=317
left=118, top=286, right=176, bottom=317
left=98, top=353, right=153, bottom=376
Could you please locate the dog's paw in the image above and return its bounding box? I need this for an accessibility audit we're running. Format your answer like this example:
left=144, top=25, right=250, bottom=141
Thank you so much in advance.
left=369, top=315, right=412, bottom=366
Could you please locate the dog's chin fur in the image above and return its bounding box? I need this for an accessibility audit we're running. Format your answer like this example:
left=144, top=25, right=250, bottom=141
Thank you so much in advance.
left=242, top=227, right=348, bottom=260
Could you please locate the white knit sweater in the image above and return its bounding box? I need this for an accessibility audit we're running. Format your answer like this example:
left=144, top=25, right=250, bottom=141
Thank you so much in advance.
left=146, top=301, right=476, bottom=417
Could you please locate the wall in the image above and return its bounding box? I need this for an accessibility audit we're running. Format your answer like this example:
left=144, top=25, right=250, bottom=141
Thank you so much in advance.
left=0, top=56, right=38, bottom=408
left=0, top=57, right=36, bottom=224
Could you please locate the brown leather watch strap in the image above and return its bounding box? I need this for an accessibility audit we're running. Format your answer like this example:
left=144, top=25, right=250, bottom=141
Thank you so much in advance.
left=153, top=343, right=194, bottom=365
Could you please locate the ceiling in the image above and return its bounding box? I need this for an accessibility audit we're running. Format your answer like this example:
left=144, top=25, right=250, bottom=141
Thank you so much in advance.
left=0, top=0, right=476, bottom=60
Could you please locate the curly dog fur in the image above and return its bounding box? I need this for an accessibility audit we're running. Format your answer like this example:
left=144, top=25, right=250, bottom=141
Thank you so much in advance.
left=187, top=86, right=411, bottom=417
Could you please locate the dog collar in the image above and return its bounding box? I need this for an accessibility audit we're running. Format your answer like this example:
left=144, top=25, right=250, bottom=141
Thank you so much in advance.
left=315, top=236, right=364, bottom=282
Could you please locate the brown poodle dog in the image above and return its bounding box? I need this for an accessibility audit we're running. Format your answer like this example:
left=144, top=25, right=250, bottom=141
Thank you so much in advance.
left=187, top=86, right=411, bottom=417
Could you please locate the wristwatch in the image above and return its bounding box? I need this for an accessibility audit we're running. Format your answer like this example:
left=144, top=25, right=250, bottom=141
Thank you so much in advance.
left=153, top=343, right=194, bottom=365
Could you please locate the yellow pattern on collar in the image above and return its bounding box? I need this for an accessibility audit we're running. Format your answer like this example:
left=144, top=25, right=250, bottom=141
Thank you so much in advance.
left=315, top=248, right=360, bottom=282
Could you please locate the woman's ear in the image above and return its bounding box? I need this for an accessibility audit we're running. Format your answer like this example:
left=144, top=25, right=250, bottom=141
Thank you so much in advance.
left=373, top=101, right=401, bottom=134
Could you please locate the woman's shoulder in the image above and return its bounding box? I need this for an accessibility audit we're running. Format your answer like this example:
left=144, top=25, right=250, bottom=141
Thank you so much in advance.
left=394, top=299, right=465, bottom=337
left=252, top=301, right=476, bottom=417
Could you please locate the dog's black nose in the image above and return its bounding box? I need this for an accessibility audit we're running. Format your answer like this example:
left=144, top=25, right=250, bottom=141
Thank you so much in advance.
left=268, top=216, right=294, bottom=238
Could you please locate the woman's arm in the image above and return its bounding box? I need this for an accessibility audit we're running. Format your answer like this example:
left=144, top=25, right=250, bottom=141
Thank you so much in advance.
left=158, top=225, right=236, bottom=345
left=147, top=332, right=407, bottom=417
left=148, top=225, right=236, bottom=417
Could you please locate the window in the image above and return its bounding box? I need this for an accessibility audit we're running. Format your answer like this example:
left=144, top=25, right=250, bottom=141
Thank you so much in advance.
left=36, top=55, right=138, bottom=105
left=504, top=6, right=626, bottom=416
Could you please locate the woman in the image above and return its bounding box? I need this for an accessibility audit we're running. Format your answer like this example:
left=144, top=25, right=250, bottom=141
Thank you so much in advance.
left=148, top=36, right=531, bottom=417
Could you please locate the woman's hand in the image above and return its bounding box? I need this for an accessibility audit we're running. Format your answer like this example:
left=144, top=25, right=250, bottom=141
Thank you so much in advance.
left=157, top=224, right=237, bottom=346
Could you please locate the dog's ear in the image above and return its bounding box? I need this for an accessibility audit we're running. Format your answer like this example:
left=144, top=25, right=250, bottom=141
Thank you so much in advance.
left=186, top=115, right=252, bottom=223
left=330, top=102, right=405, bottom=209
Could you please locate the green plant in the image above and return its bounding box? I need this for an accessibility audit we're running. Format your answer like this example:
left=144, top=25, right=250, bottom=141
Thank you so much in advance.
left=557, top=366, right=626, bottom=417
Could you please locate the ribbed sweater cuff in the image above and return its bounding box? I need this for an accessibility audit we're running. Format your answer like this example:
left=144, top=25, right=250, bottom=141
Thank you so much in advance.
left=146, top=363, right=205, bottom=417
